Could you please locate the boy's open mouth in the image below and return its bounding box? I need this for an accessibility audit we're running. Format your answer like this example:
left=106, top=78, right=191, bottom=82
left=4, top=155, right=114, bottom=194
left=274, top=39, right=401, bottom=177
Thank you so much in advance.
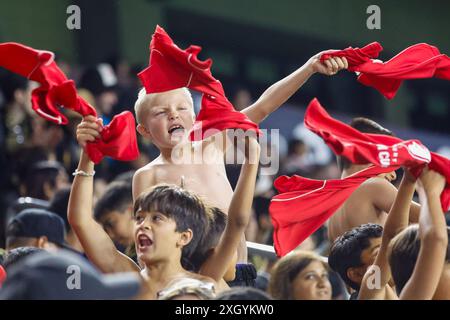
left=168, top=124, right=185, bottom=135
left=137, top=234, right=153, bottom=250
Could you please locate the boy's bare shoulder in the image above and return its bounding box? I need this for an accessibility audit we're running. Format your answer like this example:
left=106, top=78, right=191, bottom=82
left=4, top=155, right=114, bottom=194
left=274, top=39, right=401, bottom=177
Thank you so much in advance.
left=133, top=158, right=162, bottom=199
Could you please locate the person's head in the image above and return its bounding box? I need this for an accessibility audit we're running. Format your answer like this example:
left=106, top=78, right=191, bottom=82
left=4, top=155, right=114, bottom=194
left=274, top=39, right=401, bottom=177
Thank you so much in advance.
left=0, top=250, right=141, bottom=300
left=134, top=87, right=195, bottom=149
left=216, top=286, right=272, bottom=300
left=157, top=277, right=216, bottom=300
left=6, top=208, right=67, bottom=251
left=2, top=247, right=44, bottom=271
left=337, top=117, right=394, bottom=172
left=269, top=251, right=332, bottom=300
left=287, top=138, right=307, bottom=157
left=133, top=184, right=208, bottom=270
left=189, top=207, right=238, bottom=280
left=48, top=186, right=71, bottom=233
left=328, top=223, right=383, bottom=291
left=94, top=181, right=134, bottom=247
left=22, top=160, right=69, bottom=200
left=389, top=225, right=450, bottom=299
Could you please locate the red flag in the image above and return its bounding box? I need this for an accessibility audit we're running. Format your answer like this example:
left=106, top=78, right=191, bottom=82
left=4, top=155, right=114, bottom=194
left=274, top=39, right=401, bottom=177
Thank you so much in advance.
left=270, top=165, right=399, bottom=257
left=0, top=42, right=139, bottom=164
left=138, top=25, right=260, bottom=140
left=304, top=98, right=450, bottom=211
left=321, top=43, right=450, bottom=99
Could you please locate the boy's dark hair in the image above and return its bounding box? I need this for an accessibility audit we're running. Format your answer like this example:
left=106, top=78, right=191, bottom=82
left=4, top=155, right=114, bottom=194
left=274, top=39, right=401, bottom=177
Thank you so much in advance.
left=328, top=223, right=383, bottom=290
left=389, top=225, right=450, bottom=295
left=94, top=181, right=133, bottom=221
left=268, top=250, right=328, bottom=300
left=23, top=161, right=65, bottom=200
left=190, top=207, right=227, bottom=272
left=48, top=187, right=71, bottom=232
left=133, top=185, right=209, bottom=271
left=2, top=247, right=44, bottom=271
left=337, top=117, right=394, bottom=171
left=216, top=287, right=272, bottom=300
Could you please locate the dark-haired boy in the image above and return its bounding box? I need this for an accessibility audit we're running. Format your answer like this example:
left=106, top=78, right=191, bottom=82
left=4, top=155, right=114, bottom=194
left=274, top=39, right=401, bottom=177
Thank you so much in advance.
left=93, top=181, right=135, bottom=251
left=328, top=223, right=383, bottom=299
left=68, top=148, right=214, bottom=299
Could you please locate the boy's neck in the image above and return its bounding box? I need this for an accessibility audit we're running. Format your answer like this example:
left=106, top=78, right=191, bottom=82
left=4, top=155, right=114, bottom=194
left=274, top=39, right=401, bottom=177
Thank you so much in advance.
left=142, top=258, right=186, bottom=282
left=159, top=142, right=192, bottom=163
left=341, top=164, right=372, bottom=178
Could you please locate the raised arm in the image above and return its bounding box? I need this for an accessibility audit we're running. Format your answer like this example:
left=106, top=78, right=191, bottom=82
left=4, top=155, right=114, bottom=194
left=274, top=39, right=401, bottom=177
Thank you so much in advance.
left=399, top=168, right=447, bottom=300
left=359, top=169, right=416, bottom=300
left=68, top=116, right=139, bottom=274
left=200, top=136, right=260, bottom=282
left=242, top=54, right=348, bottom=124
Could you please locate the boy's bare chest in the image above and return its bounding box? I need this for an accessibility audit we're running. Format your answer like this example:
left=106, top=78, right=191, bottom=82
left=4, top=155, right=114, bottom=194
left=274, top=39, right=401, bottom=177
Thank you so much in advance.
left=152, top=163, right=233, bottom=212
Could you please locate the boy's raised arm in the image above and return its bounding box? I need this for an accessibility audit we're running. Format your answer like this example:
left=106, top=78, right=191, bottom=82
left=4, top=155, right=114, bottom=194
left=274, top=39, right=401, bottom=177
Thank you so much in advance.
left=68, top=116, right=140, bottom=274
left=200, top=136, right=260, bottom=282
left=359, top=169, right=416, bottom=300
left=241, top=54, right=348, bottom=124
left=399, top=168, right=447, bottom=300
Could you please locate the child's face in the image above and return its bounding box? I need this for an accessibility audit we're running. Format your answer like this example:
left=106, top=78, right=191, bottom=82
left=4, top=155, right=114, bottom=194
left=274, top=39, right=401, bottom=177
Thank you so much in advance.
left=292, top=260, right=332, bottom=300
left=138, top=89, right=195, bottom=149
left=99, top=209, right=134, bottom=247
left=133, top=210, right=189, bottom=265
left=360, top=237, right=382, bottom=267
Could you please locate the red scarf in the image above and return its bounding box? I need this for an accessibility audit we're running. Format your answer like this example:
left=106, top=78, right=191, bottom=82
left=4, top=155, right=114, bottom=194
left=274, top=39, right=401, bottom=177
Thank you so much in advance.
left=0, top=42, right=139, bottom=164
left=138, top=26, right=260, bottom=140
left=270, top=165, right=399, bottom=257
left=305, top=98, right=450, bottom=211
left=321, top=42, right=450, bottom=99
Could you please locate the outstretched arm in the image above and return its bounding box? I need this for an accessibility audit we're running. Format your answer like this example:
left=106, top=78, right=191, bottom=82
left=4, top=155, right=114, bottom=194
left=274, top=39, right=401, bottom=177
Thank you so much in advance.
left=399, top=168, right=447, bottom=300
left=200, top=136, right=260, bottom=282
left=68, top=116, right=140, bottom=274
left=242, top=54, right=348, bottom=124
left=359, top=169, right=416, bottom=300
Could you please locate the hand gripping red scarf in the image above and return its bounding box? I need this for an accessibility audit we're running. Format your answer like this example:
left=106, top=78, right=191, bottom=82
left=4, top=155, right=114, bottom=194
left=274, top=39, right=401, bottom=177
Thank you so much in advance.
left=304, top=98, right=450, bottom=211
left=0, top=42, right=139, bottom=164
left=138, top=25, right=260, bottom=140
left=270, top=165, right=400, bottom=257
left=321, top=42, right=450, bottom=99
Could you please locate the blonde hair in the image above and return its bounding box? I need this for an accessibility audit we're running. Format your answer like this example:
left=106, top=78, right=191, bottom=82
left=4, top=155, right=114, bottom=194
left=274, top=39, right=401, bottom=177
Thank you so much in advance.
left=134, top=87, right=193, bottom=124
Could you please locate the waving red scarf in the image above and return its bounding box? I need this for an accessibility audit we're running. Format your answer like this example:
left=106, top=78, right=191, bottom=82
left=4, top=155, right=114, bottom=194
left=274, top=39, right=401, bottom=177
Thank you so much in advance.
left=138, top=25, right=260, bottom=140
left=0, top=42, right=139, bottom=164
left=321, top=42, right=450, bottom=99
left=270, top=165, right=399, bottom=257
left=305, top=98, right=450, bottom=211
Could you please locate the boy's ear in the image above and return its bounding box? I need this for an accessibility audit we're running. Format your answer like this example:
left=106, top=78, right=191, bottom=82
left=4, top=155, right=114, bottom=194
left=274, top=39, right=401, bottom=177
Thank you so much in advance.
left=137, top=124, right=153, bottom=140
left=347, top=267, right=365, bottom=285
left=177, top=229, right=193, bottom=248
